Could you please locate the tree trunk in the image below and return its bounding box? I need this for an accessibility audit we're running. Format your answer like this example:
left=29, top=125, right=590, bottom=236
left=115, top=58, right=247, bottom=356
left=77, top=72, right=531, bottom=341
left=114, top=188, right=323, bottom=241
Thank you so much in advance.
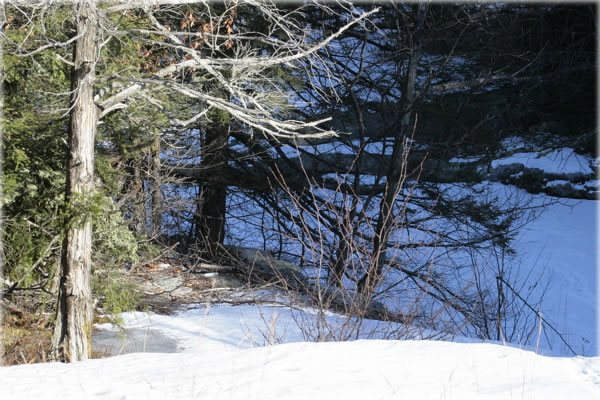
left=51, top=0, right=98, bottom=362
left=195, top=123, right=228, bottom=256
left=120, top=155, right=146, bottom=235
left=0, top=0, right=4, bottom=368
left=151, top=132, right=162, bottom=235
left=131, top=162, right=146, bottom=235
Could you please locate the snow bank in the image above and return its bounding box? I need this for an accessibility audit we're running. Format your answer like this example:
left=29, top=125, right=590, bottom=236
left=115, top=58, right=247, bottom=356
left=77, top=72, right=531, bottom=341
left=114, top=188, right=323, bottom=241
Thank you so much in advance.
left=1, top=340, right=598, bottom=400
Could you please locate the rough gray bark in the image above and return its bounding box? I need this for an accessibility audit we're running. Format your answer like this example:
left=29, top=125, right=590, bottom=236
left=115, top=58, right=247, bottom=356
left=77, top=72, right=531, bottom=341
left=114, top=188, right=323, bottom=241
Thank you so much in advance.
left=51, top=0, right=98, bottom=362
left=0, top=1, right=5, bottom=368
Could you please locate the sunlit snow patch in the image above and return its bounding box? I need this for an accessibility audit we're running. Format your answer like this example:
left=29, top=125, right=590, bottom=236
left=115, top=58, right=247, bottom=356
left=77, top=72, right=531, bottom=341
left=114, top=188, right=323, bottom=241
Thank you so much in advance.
left=491, top=148, right=593, bottom=175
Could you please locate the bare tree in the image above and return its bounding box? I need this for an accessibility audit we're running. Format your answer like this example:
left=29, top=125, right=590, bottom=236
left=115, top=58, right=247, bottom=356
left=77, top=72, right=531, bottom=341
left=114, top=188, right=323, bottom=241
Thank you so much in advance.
left=214, top=2, right=583, bottom=350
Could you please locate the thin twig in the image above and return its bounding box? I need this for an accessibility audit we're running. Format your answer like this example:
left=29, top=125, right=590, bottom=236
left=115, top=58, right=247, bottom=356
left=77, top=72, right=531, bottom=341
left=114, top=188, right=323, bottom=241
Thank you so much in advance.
left=498, top=276, right=577, bottom=356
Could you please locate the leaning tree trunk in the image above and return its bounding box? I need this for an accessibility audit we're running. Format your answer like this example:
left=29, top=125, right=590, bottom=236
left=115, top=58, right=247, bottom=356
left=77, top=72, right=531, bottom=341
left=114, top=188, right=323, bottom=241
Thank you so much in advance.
left=51, top=0, right=98, bottom=362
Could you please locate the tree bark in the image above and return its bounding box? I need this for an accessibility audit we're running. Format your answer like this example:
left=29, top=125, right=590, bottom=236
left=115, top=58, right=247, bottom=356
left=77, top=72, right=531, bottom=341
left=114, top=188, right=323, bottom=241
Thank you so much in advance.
left=51, top=0, right=98, bottom=362
left=131, top=162, right=146, bottom=235
left=0, top=3, right=4, bottom=367
left=195, top=123, right=228, bottom=255
left=151, top=132, right=162, bottom=235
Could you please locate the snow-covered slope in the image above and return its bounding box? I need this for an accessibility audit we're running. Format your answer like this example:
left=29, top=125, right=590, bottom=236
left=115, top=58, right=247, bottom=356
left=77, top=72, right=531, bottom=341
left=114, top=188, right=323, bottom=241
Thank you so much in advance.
left=1, top=142, right=596, bottom=399
left=1, top=338, right=598, bottom=400
left=1, top=301, right=599, bottom=399
left=516, top=198, right=597, bottom=355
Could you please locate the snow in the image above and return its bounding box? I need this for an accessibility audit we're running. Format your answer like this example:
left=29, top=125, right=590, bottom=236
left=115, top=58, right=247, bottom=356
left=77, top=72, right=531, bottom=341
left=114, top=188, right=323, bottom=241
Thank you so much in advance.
left=96, top=304, right=308, bottom=354
left=449, top=156, right=482, bottom=163
left=2, top=299, right=599, bottom=399
left=94, top=302, right=415, bottom=355
left=545, top=179, right=574, bottom=187
left=544, top=179, right=599, bottom=192
left=1, top=337, right=598, bottom=399
left=1, top=143, right=597, bottom=399
left=501, top=136, right=529, bottom=152
left=515, top=199, right=598, bottom=356
left=491, top=148, right=593, bottom=175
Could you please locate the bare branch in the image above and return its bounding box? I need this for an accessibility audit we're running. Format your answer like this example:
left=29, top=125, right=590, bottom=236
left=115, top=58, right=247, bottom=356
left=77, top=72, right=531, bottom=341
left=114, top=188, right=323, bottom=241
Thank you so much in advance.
left=100, top=0, right=208, bottom=14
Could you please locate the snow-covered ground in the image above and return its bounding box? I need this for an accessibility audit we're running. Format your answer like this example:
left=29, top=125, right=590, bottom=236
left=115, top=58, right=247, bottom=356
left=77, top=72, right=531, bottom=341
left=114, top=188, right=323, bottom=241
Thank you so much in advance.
left=1, top=303, right=599, bottom=399
left=516, top=198, right=597, bottom=356
left=490, top=140, right=597, bottom=355
left=0, top=341, right=598, bottom=400
left=1, top=142, right=597, bottom=399
left=491, top=147, right=593, bottom=175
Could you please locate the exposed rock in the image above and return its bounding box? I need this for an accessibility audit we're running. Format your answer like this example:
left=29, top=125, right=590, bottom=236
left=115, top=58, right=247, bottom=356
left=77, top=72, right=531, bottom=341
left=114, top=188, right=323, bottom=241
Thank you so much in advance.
left=490, top=166, right=597, bottom=199
left=226, top=246, right=306, bottom=287
left=231, top=247, right=302, bottom=273
left=225, top=247, right=402, bottom=322
left=488, top=163, right=525, bottom=180
left=125, top=252, right=403, bottom=324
